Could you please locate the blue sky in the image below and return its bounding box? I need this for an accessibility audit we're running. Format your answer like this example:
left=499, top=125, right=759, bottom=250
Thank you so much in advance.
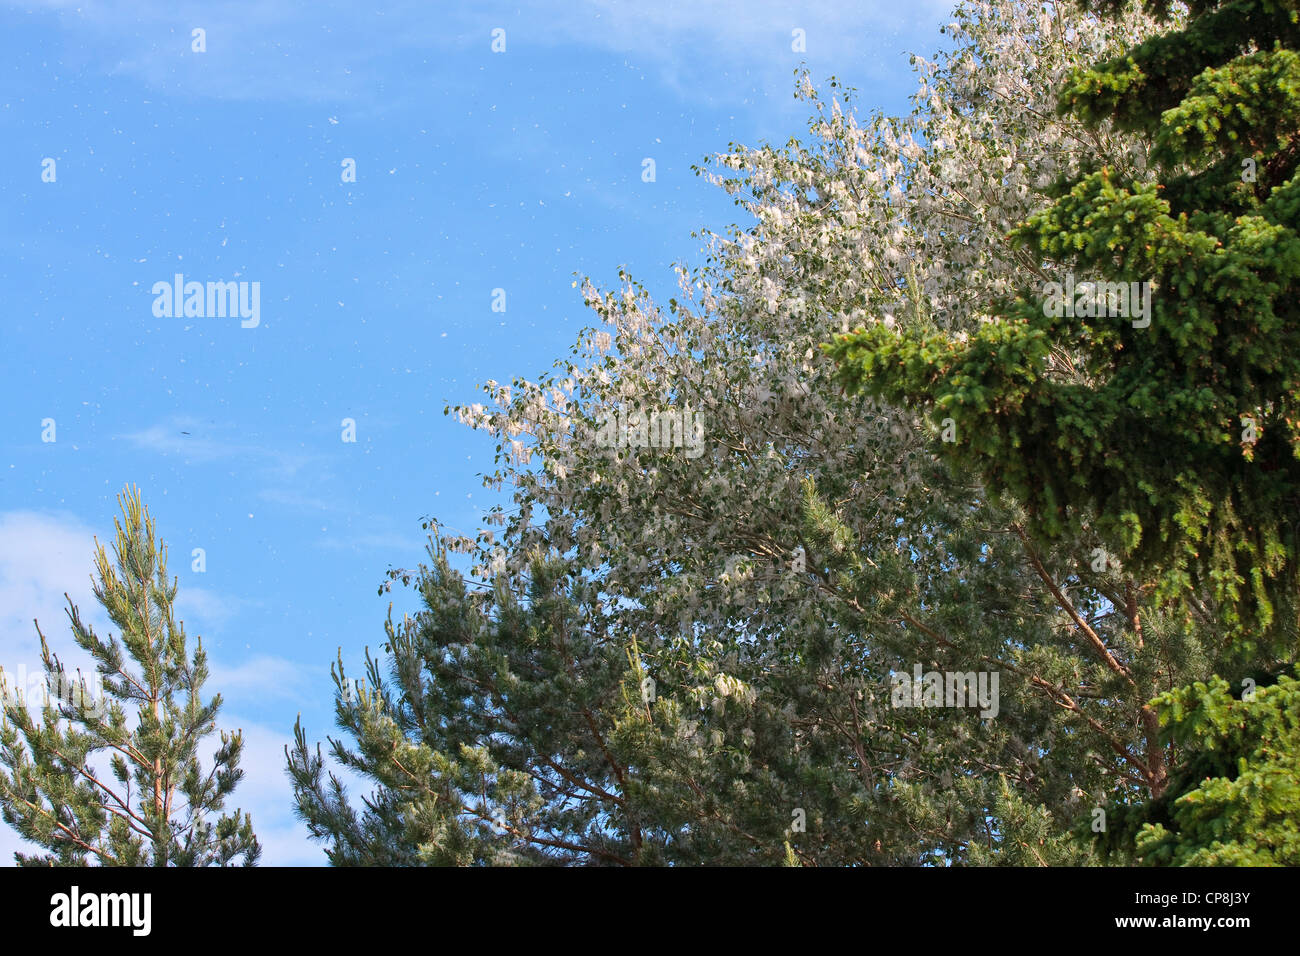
left=0, top=0, right=951, bottom=864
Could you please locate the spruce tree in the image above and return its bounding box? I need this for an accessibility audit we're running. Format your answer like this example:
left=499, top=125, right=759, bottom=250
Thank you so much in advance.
left=0, top=486, right=260, bottom=866
left=1095, top=671, right=1300, bottom=865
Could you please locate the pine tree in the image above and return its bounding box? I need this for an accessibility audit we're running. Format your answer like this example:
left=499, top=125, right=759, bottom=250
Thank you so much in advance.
left=286, top=544, right=648, bottom=865
left=0, top=487, right=259, bottom=866
left=287, top=536, right=820, bottom=865
left=826, top=0, right=1300, bottom=657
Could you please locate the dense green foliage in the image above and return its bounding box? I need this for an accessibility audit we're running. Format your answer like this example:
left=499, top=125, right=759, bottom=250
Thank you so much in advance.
left=6, top=0, right=1292, bottom=871
left=827, top=0, right=1300, bottom=655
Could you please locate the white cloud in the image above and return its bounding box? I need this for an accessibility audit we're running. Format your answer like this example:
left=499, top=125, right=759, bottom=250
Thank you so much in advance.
left=208, top=654, right=310, bottom=706
left=319, top=529, right=424, bottom=554
left=0, top=511, right=103, bottom=675
left=3, top=0, right=953, bottom=107
left=174, top=586, right=251, bottom=633
left=0, top=821, right=34, bottom=865
left=219, top=715, right=322, bottom=866
left=257, top=487, right=338, bottom=514
left=120, top=419, right=318, bottom=480
left=528, top=0, right=954, bottom=98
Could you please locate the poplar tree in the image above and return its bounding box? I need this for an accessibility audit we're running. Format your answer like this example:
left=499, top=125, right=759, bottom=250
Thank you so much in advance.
left=0, top=487, right=260, bottom=866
